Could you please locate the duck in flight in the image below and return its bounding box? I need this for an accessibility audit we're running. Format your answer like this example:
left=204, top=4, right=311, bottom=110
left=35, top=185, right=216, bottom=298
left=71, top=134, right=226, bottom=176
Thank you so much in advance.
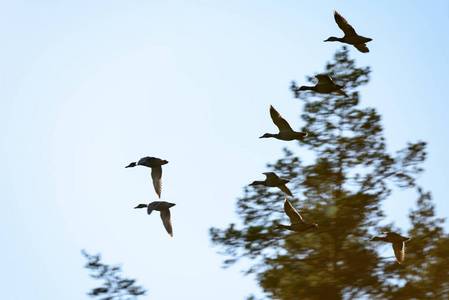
left=126, top=156, right=168, bottom=198
left=134, top=201, right=176, bottom=237
left=260, top=105, right=308, bottom=141
left=249, top=172, right=293, bottom=196
left=275, top=199, right=318, bottom=232
left=297, top=74, right=348, bottom=97
left=324, top=11, right=372, bottom=53
left=370, top=232, right=411, bottom=265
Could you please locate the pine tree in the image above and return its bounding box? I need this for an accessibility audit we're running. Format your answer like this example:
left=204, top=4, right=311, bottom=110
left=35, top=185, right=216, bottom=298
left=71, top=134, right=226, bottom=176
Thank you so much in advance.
left=82, top=250, right=147, bottom=300
left=209, top=47, right=431, bottom=299
left=379, top=188, right=449, bottom=299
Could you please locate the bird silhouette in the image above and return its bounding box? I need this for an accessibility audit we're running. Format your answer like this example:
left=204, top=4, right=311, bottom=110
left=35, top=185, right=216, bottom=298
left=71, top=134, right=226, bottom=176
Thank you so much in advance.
left=260, top=105, right=308, bottom=141
left=370, top=232, right=411, bottom=264
left=275, top=199, right=318, bottom=232
left=324, top=11, right=372, bottom=53
left=297, top=74, right=348, bottom=97
left=249, top=172, right=293, bottom=196
left=126, top=156, right=168, bottom=198
left=134, top=201, right=176, bottom=237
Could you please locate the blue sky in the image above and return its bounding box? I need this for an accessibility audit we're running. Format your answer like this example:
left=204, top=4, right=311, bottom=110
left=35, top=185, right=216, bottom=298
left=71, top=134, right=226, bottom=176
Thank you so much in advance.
left=1, top=1, right=449, bottom=299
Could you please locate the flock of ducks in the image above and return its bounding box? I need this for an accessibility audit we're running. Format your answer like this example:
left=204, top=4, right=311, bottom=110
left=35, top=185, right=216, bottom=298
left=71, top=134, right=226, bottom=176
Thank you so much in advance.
left=126, top=11, right=410, bottom=265
left=126, top=156, right=174, bottom=237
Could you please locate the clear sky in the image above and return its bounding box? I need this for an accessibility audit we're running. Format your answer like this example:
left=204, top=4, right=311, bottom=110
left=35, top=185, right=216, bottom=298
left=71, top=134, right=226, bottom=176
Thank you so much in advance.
left=1, top=1, right=449, bottom=299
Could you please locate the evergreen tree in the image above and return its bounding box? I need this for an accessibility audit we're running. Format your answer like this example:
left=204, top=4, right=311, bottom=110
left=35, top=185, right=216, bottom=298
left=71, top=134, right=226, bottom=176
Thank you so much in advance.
left=209, top=47, right=434, bottom=299
left=380, top=188, right=449, bottom=299
left=82, top=250, right=147, bottom=300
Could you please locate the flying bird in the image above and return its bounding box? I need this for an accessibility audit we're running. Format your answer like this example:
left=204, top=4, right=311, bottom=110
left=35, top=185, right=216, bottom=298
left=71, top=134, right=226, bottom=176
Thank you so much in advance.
left=275, top=199, right=318, bottom=232
left=370, top=232, right=411, bottom=265
left=297, top=74, right=348, bottom=97
left=249, top=172, right=293, bottom=196
left=260, top=105, right=308, bottom=141
left=134, top=201, right=176, bottom=237
left=324, top=11, right=372, bottom=53
left=126, top=156, right=168, bottom=198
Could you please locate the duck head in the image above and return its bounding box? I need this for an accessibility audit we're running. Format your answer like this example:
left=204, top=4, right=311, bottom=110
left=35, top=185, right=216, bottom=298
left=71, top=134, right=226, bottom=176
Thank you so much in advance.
left=259, top=133, right=275, bottom=138
left=134, top=204, right=148, bottom=209
left=126, top=162, right=137, bottom=168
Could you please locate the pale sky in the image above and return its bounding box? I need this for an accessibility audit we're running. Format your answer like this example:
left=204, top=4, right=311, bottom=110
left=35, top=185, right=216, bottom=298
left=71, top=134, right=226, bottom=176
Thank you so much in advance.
left=1, top=1, right=449, bottom=299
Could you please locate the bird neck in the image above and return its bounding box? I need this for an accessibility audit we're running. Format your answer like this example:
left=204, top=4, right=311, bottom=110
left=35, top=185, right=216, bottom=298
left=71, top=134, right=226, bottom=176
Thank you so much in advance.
left=298, top=86, right=315, bottom=91
left=250, top=180, right=265, bottom=186
left=325, top=36, right=344, bottom=42
left=372, top=237, right=389, bottom=242
left=275, top=224, right=290, bottom=230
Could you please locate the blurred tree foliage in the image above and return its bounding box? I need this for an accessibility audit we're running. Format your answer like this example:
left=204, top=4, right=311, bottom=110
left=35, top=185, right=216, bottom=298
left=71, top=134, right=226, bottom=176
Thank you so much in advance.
left=380, top=188, right=449, bottom=299
left=82, top=250, right=147, bottom=300
left=209, top=47, right=449, bottom=299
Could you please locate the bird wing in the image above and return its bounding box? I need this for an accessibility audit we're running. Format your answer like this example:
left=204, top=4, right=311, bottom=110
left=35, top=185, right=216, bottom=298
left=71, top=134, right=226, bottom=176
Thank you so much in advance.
left=334, top=11, right=357, bottom=35
left=284, top=199, right=304, bottom=223
left=315, top=74, right=333, bottom=85
left=353, top=43, right=370, bottom=53
left=160, top=209, right=173, bottom=237
left=138, top=156, right=152, bottom=165
left=270, top=105, right=294, bottom=133
left=146, top=201, right=162, bottom=215
left=386, top=232, right=410, bottom=243
left=392, top=242, right=405, bottom=264
left=151, top=166, right=163, bottom=198
left=264, top=172, right=280, bottom=181
left=335, top=89, right=349, bottom=97
left=278, top=185, right=293, bottom=197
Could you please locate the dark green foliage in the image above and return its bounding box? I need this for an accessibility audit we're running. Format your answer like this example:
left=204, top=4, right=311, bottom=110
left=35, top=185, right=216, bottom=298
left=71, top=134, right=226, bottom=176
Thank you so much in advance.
left=378, top=188, right=449, bottom=299
left=82, top=250, right=146, bottom=300
left=209, top=47, right=446, bottom=299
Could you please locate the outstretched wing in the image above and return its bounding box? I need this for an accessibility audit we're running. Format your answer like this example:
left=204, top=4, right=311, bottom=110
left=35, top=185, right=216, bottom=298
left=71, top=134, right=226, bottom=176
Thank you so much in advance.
left=353, top=43, right=370, bottom=53
left=151, top=166, right=163, bottom=198
left=335, top=89, right=349, bottom=97
left=284, top=199, right=304, bottom=223
left=270, top=105, right=294, bottom=133
left=392, top=242, right=405, bottom=264
left=278, top=185, right=293, bottom=197
left=138, top=156, right=152, bottom=166
left=386, top=232, right=411, bottom=243
left=264, top=172, right=281, bottom=181
left=146, top=201, right=162, bottom=214
left=315, top=74, right=333, bottom=85
left=334, top=11, right=356, bottom=36
left=160, top=209, right=173, bottom=237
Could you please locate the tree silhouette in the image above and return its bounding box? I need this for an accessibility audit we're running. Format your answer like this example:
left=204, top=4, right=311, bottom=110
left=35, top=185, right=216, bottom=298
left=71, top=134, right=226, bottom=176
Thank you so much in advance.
left=82, top=250, right=147, bottom=300
left=379, top=188, right=449, bottom=299
left=209, top=47, right=446, bottom=299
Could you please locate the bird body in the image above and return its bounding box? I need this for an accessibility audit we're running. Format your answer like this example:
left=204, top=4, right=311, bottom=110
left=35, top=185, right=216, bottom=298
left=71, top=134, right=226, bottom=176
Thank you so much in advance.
left=370, top=232, right=411, bottom=264
left=126, top=156, right=168, bottom=198
left=276, top=199, right=318, bottom=232
left=260, top=105, right=308, bottom=141
left=249, top=172, right=293, bottom=196
left=298, top=74, right=348, bottom=97
left=324, top=11, right=372, bottom=53
left=134, top=201, right=176, bottom=237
